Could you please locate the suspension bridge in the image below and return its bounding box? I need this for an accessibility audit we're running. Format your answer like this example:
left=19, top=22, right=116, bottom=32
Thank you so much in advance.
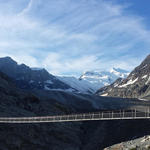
left=0, top=109, right=150, bottom=123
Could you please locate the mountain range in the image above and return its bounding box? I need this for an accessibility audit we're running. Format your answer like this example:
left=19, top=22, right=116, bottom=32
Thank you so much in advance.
left=0, top=63, right=149, bottom=150
left=97, top=54, right=150, bottom=99
left=0, top=56, right=129, bottom=94
left=1, top=55, right=150, bottom=99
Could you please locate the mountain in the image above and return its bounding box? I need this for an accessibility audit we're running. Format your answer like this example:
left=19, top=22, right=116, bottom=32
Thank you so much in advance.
left=79, top=68, right=129, bottom=90
left=96, top=54, right=150, bottom=99
left=57, top=68, right=129, bottom=94
left=0, top=57, right=74, bottom=91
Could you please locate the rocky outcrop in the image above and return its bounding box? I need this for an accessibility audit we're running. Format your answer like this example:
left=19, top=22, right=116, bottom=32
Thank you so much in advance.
left=104, top=135, right=150, bottom=150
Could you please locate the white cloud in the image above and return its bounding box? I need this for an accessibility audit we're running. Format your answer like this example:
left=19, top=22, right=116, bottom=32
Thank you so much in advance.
left=18, top=0, right=33, bottom=16
left=41, top=52, right=101, bottom=75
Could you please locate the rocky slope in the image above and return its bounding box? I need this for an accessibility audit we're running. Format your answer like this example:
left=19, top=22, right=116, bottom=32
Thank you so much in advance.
left=96, top=54, right=150, bottom=99
left=0, top=71, right=85, bottom=150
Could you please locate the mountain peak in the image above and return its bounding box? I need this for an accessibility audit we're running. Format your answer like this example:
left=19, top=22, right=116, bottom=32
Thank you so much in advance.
left=0, top=56, right=17, bottom=65
left=79, top=68, right=129, bottom=91
left=141, top=54, right=150, bottom=66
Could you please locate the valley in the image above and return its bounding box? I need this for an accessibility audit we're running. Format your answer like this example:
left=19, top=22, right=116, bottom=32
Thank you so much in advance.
left=0, top=55, right=150, bottom=149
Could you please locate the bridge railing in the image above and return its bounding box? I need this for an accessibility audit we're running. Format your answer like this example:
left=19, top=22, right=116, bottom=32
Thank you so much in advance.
left=0, top=109, right=150, bottom=123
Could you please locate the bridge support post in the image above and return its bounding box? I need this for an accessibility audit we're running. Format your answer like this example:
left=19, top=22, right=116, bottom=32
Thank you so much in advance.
left=83, top=114, right=85, bottom=120
left=132, top=110, right=134, bottom=118
left=102, top=112, right=103, bottom=119
left=147, top=108, right=149, bottom=118
left=145, top=109, right=147, bottom=118
left=92, top=113, right=94, bottom=120
left=75, top=114, right=77, bottom=121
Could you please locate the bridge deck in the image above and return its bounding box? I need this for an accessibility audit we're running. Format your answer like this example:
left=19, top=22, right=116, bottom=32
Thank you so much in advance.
left=0, top=109, right=150, bottom=123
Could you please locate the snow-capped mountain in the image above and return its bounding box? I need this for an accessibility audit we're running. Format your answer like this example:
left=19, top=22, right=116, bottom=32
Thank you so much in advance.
left=79, top=68, right=129, bottom=89
left=96, top=54, right=150, bottom=99
left=57, top=68, right=129, bottom=94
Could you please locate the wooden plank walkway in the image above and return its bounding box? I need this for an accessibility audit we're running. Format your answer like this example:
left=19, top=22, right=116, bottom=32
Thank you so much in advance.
left=0, top=109, right=150, bottom=123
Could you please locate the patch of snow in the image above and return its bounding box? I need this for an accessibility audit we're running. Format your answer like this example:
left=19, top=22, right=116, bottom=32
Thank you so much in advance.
left=29, top=80, right=34, bottom=83
left=44, top=85, right=51, bottom=90
left=141, top=64, right=147, bottom=69
left=119, top=78, right=138, bottom=88
left=110, top=68, right=129, bottom=78
left=145, top=76, right=150, bottom=85
left=45, top=80, right=53, bottom=84
left=101, top=93, right=108, bottom=96
left=64, top=88, right=75, bottom=92
left=114, top=83, right=119, bottom=87
left=138, top=98, right=149, bottom=101
left=142, top=75, right=148, bottom=79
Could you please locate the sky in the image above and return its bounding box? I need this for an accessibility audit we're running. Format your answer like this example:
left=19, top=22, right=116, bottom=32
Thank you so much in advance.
left=0, top=0, right=150, bottom=76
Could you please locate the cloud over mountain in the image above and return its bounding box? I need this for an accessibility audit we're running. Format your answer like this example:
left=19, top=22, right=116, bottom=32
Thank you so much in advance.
left=0, top=0, right=150, bottom=75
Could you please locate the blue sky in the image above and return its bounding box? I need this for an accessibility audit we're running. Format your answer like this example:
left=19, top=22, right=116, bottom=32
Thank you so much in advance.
left=0, top=0, right=150, bottom=76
